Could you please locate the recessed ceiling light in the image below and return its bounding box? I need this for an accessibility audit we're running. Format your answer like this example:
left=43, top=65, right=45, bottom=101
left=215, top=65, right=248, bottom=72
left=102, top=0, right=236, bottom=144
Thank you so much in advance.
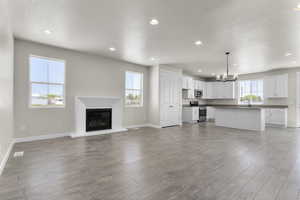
left=195, top=40, right=203, bottom=46
left=298, top=3, right=300, bottom=9
left=150, top=57, right=155, bottom=61
left=44, top=29, right=52, bottom=35
left=149, top=19, right=159, bottom=25
left=198, top=69, right=202, bottom=73
left=285, top=52, right=292, bottom=57
left=109, top=47, right=116, bottom=52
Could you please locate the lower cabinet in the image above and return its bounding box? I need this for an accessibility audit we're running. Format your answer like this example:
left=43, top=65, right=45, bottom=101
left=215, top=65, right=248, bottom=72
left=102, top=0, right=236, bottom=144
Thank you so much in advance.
left=265, top=108, right=287, bottom=127
left=182, top=107, right=199, bottom=123
left=206, top=107, right=215, bottom=121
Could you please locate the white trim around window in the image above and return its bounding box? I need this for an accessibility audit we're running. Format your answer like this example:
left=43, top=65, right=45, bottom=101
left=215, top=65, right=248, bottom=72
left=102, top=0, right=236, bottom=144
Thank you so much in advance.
left=125, top=71, right=144, bottom=107
left=238, top=79, right=264, bottom=105
left=28, top=55, right=66, bottom=109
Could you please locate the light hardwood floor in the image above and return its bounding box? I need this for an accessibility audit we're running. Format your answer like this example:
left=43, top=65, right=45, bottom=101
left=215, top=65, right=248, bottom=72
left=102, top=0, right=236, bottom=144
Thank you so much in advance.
left=1, top=123, right=300, bottom=200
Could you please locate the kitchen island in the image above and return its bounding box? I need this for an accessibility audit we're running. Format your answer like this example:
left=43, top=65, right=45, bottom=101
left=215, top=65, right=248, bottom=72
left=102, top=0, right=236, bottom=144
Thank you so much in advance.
left=215, top=106, right=266, bottom=131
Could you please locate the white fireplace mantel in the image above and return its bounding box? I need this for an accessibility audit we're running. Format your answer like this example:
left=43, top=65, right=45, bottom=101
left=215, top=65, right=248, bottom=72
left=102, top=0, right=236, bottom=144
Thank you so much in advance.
left=71, top=96, right=127, bottom=138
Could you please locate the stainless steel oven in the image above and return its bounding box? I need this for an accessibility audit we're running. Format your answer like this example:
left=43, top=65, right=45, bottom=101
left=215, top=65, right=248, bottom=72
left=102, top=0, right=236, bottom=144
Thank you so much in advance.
left=199, top=107, right=207, bottom=122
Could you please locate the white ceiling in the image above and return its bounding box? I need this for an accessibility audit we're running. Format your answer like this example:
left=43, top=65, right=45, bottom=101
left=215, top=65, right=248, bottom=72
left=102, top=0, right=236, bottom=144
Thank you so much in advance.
left=10, top=0, right=300, bottom=76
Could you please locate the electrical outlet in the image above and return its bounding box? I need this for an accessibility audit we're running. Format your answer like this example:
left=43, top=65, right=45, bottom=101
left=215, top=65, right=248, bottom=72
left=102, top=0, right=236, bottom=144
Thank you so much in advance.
left=13, top=151, right=24, bottom=158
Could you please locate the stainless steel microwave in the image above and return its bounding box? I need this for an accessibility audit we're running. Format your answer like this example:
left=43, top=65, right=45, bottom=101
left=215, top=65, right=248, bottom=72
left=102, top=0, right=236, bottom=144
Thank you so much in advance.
left=194, top=90, right=202, bottom=98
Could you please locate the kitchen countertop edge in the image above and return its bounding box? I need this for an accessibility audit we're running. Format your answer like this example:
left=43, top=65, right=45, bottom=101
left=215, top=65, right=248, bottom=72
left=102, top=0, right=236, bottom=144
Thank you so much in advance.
left=182, top=104, right=288, bottom=109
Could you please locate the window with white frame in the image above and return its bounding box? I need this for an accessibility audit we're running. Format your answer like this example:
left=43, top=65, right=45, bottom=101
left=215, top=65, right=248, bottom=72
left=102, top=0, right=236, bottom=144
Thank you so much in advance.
left=125, top=71, right=143, bottom=107
left=239, top=79, right=263, bottom=104
left=29, top=55, right=65, bottom=107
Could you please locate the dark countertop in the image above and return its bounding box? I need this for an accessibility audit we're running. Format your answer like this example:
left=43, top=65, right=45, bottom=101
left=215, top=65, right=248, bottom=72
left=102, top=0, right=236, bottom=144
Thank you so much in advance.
left=211, top=106, right=263, bottom=110
left=182, top=104, right=288, bottom=109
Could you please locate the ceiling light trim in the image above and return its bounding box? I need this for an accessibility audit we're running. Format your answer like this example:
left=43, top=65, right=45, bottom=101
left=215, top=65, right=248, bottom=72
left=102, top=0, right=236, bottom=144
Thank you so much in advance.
left=149, top=19, right=159, bottom=25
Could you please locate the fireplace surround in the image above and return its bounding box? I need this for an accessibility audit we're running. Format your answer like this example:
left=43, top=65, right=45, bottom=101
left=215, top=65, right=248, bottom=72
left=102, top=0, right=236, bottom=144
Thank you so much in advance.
left=72, top=96, right=127, bottom=138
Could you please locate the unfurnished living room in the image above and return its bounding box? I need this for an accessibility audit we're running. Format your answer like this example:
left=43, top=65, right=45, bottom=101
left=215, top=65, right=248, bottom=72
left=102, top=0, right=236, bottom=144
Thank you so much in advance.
left=2, top=0, right=300, bottom=199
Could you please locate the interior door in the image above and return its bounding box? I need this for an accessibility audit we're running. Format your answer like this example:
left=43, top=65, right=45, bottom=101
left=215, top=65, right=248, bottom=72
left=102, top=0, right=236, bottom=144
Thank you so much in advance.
left=160, top=70, right=181, bottom=127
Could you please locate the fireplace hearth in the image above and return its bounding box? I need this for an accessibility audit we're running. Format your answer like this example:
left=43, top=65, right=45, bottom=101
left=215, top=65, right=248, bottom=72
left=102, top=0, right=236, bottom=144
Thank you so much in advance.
left=86, top=108, right=112, bottom=132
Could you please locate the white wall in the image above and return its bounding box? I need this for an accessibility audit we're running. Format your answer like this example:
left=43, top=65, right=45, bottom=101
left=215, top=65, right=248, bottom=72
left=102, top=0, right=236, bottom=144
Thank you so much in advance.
left=148, top=65, right=160, bottom=126
left=0, top=0, right=14, bottom=172
left=14, top=39, right=149, bottom=138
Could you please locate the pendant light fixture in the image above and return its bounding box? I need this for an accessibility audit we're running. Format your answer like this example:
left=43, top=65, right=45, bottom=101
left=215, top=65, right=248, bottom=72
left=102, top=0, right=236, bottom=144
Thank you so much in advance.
left=216, top=52, right=238, bottom=82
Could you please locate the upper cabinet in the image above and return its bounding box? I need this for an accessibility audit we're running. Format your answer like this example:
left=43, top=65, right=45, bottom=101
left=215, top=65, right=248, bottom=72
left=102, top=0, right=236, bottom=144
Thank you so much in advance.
left=264, top=74, right=288, bottom=98
left=182, top=75, right=235, bottom=99
left=182, top=76, right=195, bottom=99
left=182, top=76, right=194, bottom=90
left=193, top=80, right=204, bottom=91
left=203, top=82, right=214, bottom=99
left=182, top=76, right=204, bottom=91
left=203, top=81, right=235, bottom=99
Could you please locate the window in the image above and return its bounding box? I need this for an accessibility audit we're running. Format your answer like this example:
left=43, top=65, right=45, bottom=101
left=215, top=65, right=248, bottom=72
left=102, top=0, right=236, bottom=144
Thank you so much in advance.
left=29, top=55, right=65, bottom=108
left=239, top=79, right=263, bottom=104
left=125, top=71, right=143, bottom=107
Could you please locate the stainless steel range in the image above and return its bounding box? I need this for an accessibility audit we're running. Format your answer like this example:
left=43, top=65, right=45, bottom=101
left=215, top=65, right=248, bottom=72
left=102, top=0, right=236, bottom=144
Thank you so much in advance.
left=199, top=107, right=207, bottom=122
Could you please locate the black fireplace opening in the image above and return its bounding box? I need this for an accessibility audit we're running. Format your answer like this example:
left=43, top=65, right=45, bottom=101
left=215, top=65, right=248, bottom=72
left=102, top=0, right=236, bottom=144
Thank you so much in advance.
left=86, top=108, right=112, bottom=132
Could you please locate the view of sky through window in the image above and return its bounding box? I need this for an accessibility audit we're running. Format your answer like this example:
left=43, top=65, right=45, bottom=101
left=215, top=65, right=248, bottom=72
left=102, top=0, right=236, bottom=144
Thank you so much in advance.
left=125, top=71, right=143, bottom=106
left=30, top=56, right=65, bottom=107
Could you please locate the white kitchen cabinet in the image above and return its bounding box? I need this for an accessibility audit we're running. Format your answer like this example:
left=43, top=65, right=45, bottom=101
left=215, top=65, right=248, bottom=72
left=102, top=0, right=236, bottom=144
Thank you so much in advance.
left=202, top=81, right=235, bottom=99
left=265, top=108, right=287, bottom=127
left=193, top=80, right=199, bottom=90
left=213, top=82, right=221, bottom=99
left=182, top=76, right=189, bottom=89
left=277, top=74, right=288, bottom=97
left=187, top=90, right=195, bottom=99
left=265, top=74, right=288, bottom=98
left=206, top=106, right=215, bottom=120
left=199, top=81, right=204, bottom=91
left=182, top=76, right=194, bottom=90
left=182, top=107, right=199, bottom=123
left=182, top=76, right=195, bottom=99
left=182, top=89, right=195, bottom=99
left=187, top=77, right=194, bottom=90
left=203, top=82, right=213, bottom=99
left=222, top=82, right=235, bottom=99
left=193, top=80, right=204, bottom=91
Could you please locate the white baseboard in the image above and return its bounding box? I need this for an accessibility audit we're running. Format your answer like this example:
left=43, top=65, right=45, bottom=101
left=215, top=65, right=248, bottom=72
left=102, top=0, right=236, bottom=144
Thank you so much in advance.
left=266, top=123, right=287, bottom=128
left=145, top=124, right=162, bottom=129
left=125, top=124, right=150, bottom=129
left=126, top=124, right=162, bottom=129
left=14, top=132, right=71, bottom=143
left=0, top=140, right=14, bottom=176
left=71, top=128, right=128, bottom=138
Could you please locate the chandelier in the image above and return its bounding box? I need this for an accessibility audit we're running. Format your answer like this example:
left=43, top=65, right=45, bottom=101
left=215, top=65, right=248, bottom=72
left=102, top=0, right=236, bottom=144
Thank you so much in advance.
left=216, top=52, right=238, bottom=82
